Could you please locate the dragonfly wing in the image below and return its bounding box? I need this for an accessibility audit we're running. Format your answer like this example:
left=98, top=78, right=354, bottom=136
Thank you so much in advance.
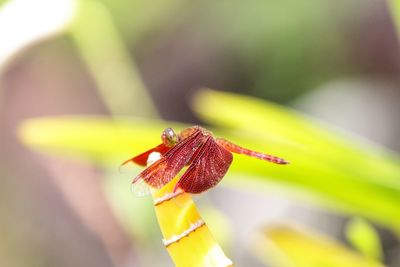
left=133, top=130, right=205, bottom=190
left=130, top=177, right=153, bottom=197
left=175, top=137, right=233, bottom=194
left=122, top=143, right=171, bottom=167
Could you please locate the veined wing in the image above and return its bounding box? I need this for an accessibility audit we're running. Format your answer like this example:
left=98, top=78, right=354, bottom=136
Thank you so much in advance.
left=133, top=130, right=206, bottom=190
left=175, top=137, right=233, bottom=194
left=122, top=143, right=171, bottom=167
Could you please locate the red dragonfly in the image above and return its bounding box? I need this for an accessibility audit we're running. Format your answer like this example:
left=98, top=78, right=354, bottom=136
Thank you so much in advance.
left=123, top=126, right=288, bottom=195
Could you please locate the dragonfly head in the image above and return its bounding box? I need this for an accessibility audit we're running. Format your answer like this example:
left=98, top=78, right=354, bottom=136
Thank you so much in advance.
left=161, top=127, right=178, bottom=147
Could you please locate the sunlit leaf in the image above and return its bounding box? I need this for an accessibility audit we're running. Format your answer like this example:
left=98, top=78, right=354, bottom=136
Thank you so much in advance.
left=18, top=116, right=185, bottom=164
left=18, top=89, right=400, bottom=234
left=345, top=217, right=383, bottom=261
left=192, top=89, right=400, bottom=233
left=254, top=224, right=385, bottom=267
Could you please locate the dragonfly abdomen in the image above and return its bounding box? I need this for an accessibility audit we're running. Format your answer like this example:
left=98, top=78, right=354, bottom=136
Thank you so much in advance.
left=216, top=138, right=288, bottom=165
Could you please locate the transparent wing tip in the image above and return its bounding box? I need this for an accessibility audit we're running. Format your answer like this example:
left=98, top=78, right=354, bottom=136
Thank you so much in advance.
left=131, top=178, right=154, bottom=197
left=129, top=152, right=162, bottom=197
left=119, top=160, right=136, bottom=174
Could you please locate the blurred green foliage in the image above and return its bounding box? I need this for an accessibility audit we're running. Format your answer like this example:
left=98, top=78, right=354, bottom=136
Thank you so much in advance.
left=0, top=0, right=362, bottom=101
left=345, top=217, right=383, bottom=261
left=389, top=0, right=400, bottom=38
left=256, top=224, right=385, bottom=267
left=193, top=90, right=400, bottom=234
left=19, top=89, right=400, bottom=237
left=101, top=0, right=186, bottom=43
left=195, top=0, right=349, bottom=102
left=69, top=0, right=158, bottom=117
left=93, top=0, right=362, bottom=103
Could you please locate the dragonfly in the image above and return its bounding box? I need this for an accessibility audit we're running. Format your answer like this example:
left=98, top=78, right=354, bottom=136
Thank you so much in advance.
left=123, top=126, right=288, bottom=195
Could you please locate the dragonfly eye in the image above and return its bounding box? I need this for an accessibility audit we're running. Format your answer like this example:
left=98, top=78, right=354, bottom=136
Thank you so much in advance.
left=161, top=128, right=178, bottom=147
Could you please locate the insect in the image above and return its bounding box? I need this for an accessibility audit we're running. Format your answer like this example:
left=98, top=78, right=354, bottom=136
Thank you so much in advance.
left=123, top=126, right=288, bottom=195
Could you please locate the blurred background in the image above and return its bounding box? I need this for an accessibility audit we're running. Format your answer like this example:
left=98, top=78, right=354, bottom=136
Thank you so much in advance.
left=1, top=0, right=400, bottom=266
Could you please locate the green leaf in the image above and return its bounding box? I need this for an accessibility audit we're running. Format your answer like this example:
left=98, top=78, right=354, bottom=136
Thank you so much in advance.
left=191, top=89, right=400, bottom=234
left=255, top=224, right=385, bottom=267
left=18, top=116, right=186, bottom=165
left=345, top=217, right=383, bottom=261
left=18, top=89, right=400, bottom=234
